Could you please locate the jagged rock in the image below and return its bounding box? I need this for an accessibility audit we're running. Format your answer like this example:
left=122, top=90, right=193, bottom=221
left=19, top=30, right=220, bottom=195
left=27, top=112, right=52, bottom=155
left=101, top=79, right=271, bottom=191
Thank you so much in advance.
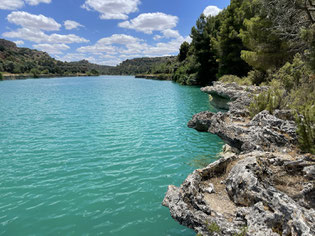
left=188, top=83, right=297, bottom=153
left=188, top=111, right=214, bottom=132
left=163, top=82, right=315, bottom=236
left=304, top=165, right=315, bottom=180
left=201, top=82, right=267, bottom=101
left=164, top=150, right=315, bottom=235
left=201, top=82, right=267, bottom=111
left=273, top=109, right=295, bottom=121
left=188, top=109, right=297, bottom=153
left=226, top=153, right=315, bottom=235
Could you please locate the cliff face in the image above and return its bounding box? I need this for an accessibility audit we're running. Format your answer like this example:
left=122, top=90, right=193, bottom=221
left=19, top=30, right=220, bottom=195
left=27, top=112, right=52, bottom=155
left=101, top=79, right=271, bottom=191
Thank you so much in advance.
left=163, top=82, right=315, bottom=236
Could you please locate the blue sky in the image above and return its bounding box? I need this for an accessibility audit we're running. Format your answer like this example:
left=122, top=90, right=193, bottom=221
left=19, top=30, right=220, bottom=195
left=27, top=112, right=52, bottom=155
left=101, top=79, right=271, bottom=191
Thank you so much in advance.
left=0, top=0, right=230, bottom=65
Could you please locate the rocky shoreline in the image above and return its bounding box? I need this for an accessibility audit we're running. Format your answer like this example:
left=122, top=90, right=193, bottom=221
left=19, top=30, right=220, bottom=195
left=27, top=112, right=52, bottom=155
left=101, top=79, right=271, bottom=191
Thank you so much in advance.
left=163, top=82, right=315, bottom=235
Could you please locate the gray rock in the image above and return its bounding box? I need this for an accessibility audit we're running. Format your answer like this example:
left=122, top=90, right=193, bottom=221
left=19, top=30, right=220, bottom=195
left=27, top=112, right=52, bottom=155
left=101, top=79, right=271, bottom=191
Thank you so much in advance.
left=203, top=183, right=215, bottom=194
left=187, top=111, right=214, bottom=132
left=273, top=109, right=295, bottom=121
left=304, top=165, right=315, bottom=180
left=164, top=151, right=315, bottom=235
left=164, top=82, right=315, bottom=235
left=188, top=108, right=297, bottom=153
left=201, top=82, right=267, bottom=112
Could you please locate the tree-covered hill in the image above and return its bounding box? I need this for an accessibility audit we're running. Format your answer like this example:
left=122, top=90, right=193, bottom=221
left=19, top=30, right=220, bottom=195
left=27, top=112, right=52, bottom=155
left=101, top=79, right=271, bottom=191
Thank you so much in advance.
left=0, top=39, right=113, bottom=76
left=115, top=56, right=176, bottom=75
left=0, top=38, right=176, bottom=77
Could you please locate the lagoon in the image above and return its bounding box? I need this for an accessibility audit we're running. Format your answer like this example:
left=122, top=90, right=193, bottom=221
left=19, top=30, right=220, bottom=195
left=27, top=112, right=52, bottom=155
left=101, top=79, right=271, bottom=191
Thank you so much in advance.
left=0, top=76, right=223, bottom=235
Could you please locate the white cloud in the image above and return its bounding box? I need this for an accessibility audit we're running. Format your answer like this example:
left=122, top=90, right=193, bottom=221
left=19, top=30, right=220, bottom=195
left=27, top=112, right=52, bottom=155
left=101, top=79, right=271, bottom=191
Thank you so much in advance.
left=3, top=28, right=89, bottom=44
left=82, top=0, right=140, bottom=20
left=64, top=20, right=84, bottom=30
left=56, top=53, right=121, bottom=66
left=154, top=29, right=180, bottom=40
left=14, top=40, right=24, bottom=45
left=75, top=33, right=190, bottom=65
left=7, top=11, right=61, bottom=31
left=153, top=35, right=162, bottom=40
left=0, top=0, right=50, bottom=10
left=33, top=43, right=70, bottom=55
left=56, top=53, right=96, bottom=63
left=77, top=44, right=117, bottom=54
left=98, top=34, right=142, bottom=45
left=0, top=0, right=24, bottom=10
left=162, top=29, right=180, bottom=38
left=118, top=12, right=178, bottom=34
left=25, top=0, right=51, bottom=6
left=143, top=36, right=190, bottom=56
left=203, top=6, right=222, bottom=17
left=77, top=34, right=143, bottom=54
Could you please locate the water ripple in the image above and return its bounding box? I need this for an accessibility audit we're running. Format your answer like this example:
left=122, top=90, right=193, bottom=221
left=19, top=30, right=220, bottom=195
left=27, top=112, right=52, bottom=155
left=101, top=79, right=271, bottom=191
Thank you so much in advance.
left=0, top=76, right=223, bottom=236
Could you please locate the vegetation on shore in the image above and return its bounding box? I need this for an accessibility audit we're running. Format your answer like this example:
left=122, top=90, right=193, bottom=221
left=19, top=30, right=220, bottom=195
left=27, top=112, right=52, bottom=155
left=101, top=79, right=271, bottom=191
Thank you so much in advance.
left=0, top=38, right=176, bottom=78
left=168, top=0, right=315, bottom=153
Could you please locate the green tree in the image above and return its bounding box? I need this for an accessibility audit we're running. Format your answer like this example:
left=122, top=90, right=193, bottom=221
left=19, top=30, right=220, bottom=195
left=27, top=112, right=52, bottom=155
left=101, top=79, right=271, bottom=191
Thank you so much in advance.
left=240, top=16, right=291, bottom=72
left=30, top=68, right=40, bottom=78
left=178, top=41, right=190, bottom=62
left=4, top=61, right=15, bottom=73
left=215, top=0, right=253, bottom=77
left=301, top=25, right=315, bottom=71
left=190, top=14, right=220, bottom=85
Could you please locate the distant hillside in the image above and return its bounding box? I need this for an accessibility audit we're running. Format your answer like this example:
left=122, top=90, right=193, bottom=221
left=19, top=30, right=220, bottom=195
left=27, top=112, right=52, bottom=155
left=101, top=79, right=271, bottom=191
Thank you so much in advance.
left=0, top=39, right=177, bottom=78
left=0, top=39, right=114, bottom=76
left=115, top=56, right=176, bottom=75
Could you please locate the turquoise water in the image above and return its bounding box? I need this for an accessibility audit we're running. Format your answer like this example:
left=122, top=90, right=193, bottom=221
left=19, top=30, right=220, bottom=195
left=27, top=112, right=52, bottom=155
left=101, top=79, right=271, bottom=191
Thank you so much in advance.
left=0, top=76, right=223, bottom=236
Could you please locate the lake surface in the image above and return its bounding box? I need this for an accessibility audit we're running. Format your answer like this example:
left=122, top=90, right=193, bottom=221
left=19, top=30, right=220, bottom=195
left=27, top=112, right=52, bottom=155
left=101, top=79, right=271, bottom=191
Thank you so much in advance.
left=0, top=76, right=223, bottom=236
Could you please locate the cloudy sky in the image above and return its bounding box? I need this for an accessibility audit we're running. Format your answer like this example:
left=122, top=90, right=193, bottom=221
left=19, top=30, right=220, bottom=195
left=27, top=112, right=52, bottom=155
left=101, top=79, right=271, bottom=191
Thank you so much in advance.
left=0, top=0, right=230, bottom=66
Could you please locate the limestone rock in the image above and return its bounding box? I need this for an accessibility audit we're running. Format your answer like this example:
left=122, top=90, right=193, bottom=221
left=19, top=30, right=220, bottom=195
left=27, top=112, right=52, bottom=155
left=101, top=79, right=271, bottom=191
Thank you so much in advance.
left=164, top=150, right=315, bottom=235
left=163, top=82, right=315, bottom=235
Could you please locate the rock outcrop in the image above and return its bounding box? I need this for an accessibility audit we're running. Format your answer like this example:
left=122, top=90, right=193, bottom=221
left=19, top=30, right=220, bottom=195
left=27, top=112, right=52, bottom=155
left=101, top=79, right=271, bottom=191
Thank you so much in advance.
left=163, top=82, right=315, bottom=235
left=201, top=82, right=267, bottom=110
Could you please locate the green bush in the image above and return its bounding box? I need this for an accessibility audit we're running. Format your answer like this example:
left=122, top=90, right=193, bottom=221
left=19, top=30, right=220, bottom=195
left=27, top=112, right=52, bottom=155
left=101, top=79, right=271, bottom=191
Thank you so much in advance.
left=41, top=69, right=49, bottom=74
left=0, top=72, right=3, bottom=80
left=173, top=63, right=197, bottom=85
left=206, top=221, right=221, bottom=233
left=219, top=74, right=253, bottom=86
left=271, top=54, right=308, bottom=91
left=30, top=68, right=40, bottom=78
left=248, top=53, right=315, bottom=153
left=296, top=105, right=315, bottom=154
left=246, top=70, right=266, bottom=85
left=248, top=87, right=285, bottom=118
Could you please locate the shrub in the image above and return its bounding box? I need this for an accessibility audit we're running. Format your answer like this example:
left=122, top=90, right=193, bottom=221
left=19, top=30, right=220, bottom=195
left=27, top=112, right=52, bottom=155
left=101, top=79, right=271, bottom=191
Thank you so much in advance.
left=219, top=74, right=253, bottom=86
left=248, top=53, right=315, bottom=153
left=296, top=105, right=315, bottom=154
left=248, top=87, right=285, bottom=118
left=246, top=70, right=266, bottom=85
left=173, top=64, right=198, bottom=85
left=30, top=68, right=40, bottom=78
left=206, top=222, right=221, bottom=233
left=0, top=72, right=3, bottom=80
left=41, top=69, right=49, bottom=74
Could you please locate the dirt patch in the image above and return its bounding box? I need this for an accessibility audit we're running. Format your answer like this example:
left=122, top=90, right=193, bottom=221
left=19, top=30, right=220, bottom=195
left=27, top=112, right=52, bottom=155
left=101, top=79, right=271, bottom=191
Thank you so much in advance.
left=198, top=156, right=240, bottom=220
left=202, top=177, right=237, bottom=220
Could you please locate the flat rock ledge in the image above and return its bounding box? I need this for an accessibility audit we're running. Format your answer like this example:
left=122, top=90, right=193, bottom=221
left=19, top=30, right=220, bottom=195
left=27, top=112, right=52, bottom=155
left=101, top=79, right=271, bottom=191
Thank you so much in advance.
left=163, top=82, right=315, bottom=235
left=201, top=82, right=268, bottom=110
